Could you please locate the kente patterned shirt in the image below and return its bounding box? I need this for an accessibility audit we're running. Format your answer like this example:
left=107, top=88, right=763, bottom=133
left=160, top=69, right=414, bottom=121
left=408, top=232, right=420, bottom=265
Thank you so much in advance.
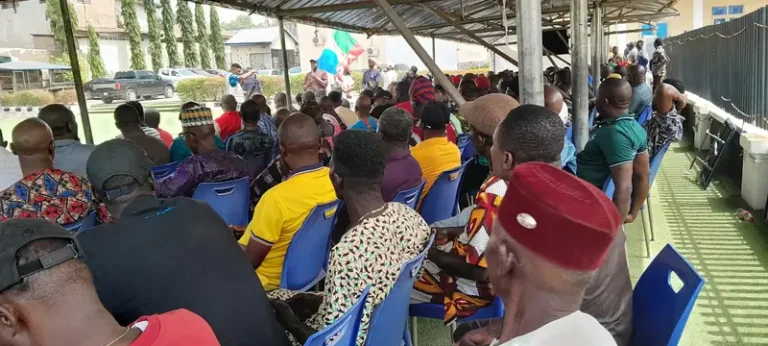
left=0, top=168, right=110, bottom=225
left=412, top=175, right=507, bottom=323
left=643, top=108, right=684, bottom=159
left=268, top=203, right=431, bottom=346
left=156, top=149, right=251, bottom=198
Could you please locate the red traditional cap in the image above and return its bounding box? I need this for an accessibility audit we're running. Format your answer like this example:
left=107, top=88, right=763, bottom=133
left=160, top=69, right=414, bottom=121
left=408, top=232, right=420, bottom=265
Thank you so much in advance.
left=451, top=75, right=462, bottom=87
left=497, top=162, right=621, bottom=271
left=475, top=75, right=491, bottom=89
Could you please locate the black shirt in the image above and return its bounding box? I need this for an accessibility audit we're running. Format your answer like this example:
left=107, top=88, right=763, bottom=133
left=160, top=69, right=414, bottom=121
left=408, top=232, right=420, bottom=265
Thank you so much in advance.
left=77, top=196, right=289, bottom=346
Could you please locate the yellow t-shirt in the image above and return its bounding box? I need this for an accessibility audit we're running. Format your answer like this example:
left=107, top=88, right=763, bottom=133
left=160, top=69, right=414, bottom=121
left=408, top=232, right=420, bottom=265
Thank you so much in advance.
left=238, top=164, right=336, bottom=290
left=410, top=137, right=461, bottom=207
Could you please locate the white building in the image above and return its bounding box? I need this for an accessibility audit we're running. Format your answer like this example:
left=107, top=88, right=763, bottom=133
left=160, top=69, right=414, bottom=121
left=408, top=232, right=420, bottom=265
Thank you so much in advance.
left=225, top=27, right=298, bottom=71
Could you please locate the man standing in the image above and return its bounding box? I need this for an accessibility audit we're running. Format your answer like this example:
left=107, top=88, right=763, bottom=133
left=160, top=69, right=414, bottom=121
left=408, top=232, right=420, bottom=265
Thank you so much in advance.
left=628, top=65, right=653, bottom=117
left=403, top=65, right=418, bottom=83
left=304, top=59, right=328, bottom=97
left=227, top=63, right=256, bottom=103
left=644, top=82, right=686, bottom=158
left=577, top=78, right=650, bottom=224
left=624, top=42, right=635, bottom=61
left=215, top=94, right=242, bottom=141
left=37, top=104, right=94, bottom=177
left=362, top=58, right=383, bottom=91
left=636, top=40, right=650, bottom=68
left=650, top=38, right=671, bottom=91
left=485, top=162, right=620, bottom=345
left=78, top=139, right=290, bottom=346
left=242, top=68, right=263, bottom=99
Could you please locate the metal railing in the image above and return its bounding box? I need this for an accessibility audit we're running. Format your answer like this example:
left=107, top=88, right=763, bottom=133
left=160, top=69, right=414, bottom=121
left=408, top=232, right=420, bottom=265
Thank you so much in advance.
left=664, top=6, right=768, bottom=129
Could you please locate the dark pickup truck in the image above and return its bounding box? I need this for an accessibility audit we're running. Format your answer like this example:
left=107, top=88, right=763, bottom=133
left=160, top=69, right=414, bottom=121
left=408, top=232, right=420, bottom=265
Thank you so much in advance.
left=85, top=70, right=174, bottom=104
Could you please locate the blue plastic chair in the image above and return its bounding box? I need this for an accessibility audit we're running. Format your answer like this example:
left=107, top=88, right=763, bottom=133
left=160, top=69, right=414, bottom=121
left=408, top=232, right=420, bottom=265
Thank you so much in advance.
left=408, top=296, right=504, bottom=345
left=636, top=105, right=653, bottom=126
left=392, top=180, right=426, bottom=210
left=456, top=133, right=474, bottom=163
left=305, top=286, right=370, bottom=346
left=365, top=235, right=434, bottom=346
left=191, top=177, right=251, bottom=227
left=419, top=163, right=468, bottom=225
left=64, top=212, right=98, bottom=233
left=151, top=161, right=181, bottom=180
left=566, top=107, right=596, bottom=144
left=632, top=244, right=705, bottom=346
left=603, top=143, right=671, bottom=258
left=242, top=147, right=272, bottom=178
left=280, top=200, right=342, bottom=291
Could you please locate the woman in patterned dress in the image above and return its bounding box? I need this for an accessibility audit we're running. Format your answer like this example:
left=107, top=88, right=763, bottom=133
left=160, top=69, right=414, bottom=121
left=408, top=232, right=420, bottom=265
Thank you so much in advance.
left=269, top=130, right=431, bottom=346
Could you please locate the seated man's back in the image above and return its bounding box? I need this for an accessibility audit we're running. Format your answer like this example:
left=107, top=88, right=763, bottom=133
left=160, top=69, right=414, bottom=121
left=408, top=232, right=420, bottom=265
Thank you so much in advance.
left=410, top=102, right=461, bottom=207
left=114, top=104, right=170, bottom=165
left=78, top=197, right=290, bottom=346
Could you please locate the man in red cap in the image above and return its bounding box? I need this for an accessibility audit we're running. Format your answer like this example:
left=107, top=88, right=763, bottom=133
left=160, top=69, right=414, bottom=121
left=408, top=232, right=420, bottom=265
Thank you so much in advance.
left=486, top=162, right=620, bottom=345
left=474, top=75, right=492, bottom=96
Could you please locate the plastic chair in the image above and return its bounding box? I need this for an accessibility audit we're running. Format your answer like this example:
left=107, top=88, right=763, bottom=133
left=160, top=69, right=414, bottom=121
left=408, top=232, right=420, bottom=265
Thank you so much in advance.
left=280, top=200, right=342, bottom=291
left=191, top=177, right=251, bottom=227
left=419, top=162, right=468, bottom=225
left=366, top=235, right=434, bottom=346
left=636, top=105, right=653, bottom=126
left=64, top=212, right=98, bottom=233
left=566, top=107, right=596, bottom=144
left=632, top=244, right=705, bottom=346
left=242, top=147, right=271, bottom=178
left=603, top=143, right=671, bottom=258
left=408, top=296, right=504, bottom=346
left=151, top=161, right=181, bottom=180
left=456, top=133, right=474, bottom=163
left=392, top=180, right=426, bottom=210
left=304, top=286, right=370, bottom=346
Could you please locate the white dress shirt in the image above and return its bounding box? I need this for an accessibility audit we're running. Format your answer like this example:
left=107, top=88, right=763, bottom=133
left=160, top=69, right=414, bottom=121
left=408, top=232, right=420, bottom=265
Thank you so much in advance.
left=493, top=311, right=617, bottom=346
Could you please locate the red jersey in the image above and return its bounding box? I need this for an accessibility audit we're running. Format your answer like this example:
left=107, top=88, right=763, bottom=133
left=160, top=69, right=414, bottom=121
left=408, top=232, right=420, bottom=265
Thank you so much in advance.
left=130, top=309, right=220, bottom=346
left=156, top=128, right=174, bottom=147
left=215, top=111, right=242, bottom=141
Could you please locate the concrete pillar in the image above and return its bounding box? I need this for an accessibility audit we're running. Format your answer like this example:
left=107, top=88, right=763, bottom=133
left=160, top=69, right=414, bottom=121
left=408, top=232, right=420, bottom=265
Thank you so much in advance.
left=516, top=0, right=544, bottom=105
left=591, top=1, right=603, bottom=92
left=571, top=0, right=590, bottom=151
left=740, top=133, right=768, bottom=210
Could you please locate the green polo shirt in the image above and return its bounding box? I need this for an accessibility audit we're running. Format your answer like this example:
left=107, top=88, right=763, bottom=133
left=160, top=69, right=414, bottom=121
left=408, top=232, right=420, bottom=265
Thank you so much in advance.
left=577, top=114, right=648, bottom=188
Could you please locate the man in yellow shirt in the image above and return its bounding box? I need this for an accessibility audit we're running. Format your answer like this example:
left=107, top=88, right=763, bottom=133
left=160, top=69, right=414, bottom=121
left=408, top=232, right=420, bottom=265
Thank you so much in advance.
left=239, top=113, right=336, bottom=290
left=411, top=101, right=461, bottom=207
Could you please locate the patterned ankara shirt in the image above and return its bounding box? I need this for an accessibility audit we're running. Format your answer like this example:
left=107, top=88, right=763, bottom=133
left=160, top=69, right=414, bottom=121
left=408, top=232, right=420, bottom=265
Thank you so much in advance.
left=156, top=150, right=250, bottom=198
left=258, top=114, right=280, bottom=159
left=644, top=108, right=684, bottom=159
left=0, top=168, right=110, bottom=225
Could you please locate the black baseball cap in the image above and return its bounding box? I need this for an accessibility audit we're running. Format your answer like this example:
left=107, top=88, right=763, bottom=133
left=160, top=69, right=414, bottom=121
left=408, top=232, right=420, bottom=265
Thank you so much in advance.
left=373, top=90, right=392, bottom=101
left=420, top=101, right=449, bottom=130
left=310, top=59, right=317, bottom=63
left=0, top=219, right=82, bottom=292
left=86, top=139, right=153, bottom=201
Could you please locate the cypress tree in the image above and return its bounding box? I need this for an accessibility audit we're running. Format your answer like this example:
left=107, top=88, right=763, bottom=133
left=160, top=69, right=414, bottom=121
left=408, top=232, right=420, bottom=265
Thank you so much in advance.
left=176, top=1, right=198, bottom=67
left=160, top=0, right=179, bottom=67
left=45, top=0, right=78, bottom=49
left=143, top=0, right=164, bottom=70
left=122, top=0, right=146, bottom=70
left=209, top=7, right=227, bottom=69
left=195, top=4, right=211, bottom=69
left=87, top=25, right=107, bottom=78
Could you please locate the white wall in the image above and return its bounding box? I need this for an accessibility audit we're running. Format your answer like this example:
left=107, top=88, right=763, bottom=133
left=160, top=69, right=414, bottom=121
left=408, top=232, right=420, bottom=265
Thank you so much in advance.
left=0, top=1, right=52, bottom=49
left=383, top=36, right=459, bottom=71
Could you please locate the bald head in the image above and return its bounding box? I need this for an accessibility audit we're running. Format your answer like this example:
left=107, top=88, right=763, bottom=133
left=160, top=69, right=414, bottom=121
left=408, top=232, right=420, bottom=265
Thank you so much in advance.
left=627, top=65, right=646, bottom=87
left=278, top=113, right=320, bottom=153
left=544, top=85, right=564, bottom=115
left=11, top=119, right=55, bottom=174
left=221, top=94, right=237, bottom=112
left=596, top=78, right=632, bottom=117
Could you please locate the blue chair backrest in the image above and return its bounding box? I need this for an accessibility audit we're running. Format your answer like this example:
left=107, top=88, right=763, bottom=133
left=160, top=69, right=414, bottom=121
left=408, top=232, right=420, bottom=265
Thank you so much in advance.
left=456, top=133, right=474, bottom=163
left=392, top=180, right=426, bottom=210
left=632, top=244, right=705, bottom=346
left=566, top=107, right=596, bottom=144
left=280, top=200, right=342, bottom=291
left=637, top=105, right=653, bottom=126
left=242, top=147, right=271, bottom=177
left=192, top=177, right=251, bottom=227
left=151, top=161, right=181, bottom=180
left=419, top=163, right=467, bottom=225
left=305, top=286, right=370, bottom=346
left=602, top=143, right=671, bottom=199
left=64, top=212, right=98, bottom=233
left=366, top=235, right=434, bottom=346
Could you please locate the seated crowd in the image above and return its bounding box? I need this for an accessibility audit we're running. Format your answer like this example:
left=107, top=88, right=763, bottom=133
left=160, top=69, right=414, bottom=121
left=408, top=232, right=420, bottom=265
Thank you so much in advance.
left=0, top=59, right=687, bottom=346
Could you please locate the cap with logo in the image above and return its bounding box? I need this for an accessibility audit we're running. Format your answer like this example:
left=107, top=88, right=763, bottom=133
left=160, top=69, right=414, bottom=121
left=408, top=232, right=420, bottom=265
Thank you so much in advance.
left=86, top=139, right=154, bottom=201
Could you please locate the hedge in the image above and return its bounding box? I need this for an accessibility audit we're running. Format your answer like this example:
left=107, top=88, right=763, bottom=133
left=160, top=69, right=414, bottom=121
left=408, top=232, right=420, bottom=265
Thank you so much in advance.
left=0, top=90, right=55, bottom=107
left=176, top=77, right=227, bottom=102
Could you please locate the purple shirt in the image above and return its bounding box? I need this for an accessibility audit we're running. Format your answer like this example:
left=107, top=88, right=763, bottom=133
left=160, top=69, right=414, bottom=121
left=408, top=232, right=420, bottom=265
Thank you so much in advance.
left=381, top=151, right=423, bottom=202
left=156, top=149, right=250, bottom=198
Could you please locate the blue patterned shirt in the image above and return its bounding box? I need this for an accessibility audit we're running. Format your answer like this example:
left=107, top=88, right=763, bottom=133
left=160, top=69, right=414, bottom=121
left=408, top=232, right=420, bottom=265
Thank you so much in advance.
left=257, top=114, right=279, bottom=158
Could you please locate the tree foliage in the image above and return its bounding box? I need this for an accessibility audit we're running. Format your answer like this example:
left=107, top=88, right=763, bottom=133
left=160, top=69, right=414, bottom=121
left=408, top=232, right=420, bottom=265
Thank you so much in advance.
left=160, top=0, right=179, bottom=67
left=50, top=52, right=88, bottom=82
left=121, top=0, right=146, bottom=70
left=220, top=14, right=256, bottom=31
left=209, top=7, right=227, bottom=69
left=195, top=4, right=211, bottom=70
left=177, top=1, right=198, bottom=67
left=87, top=25, right=107, bottom=78
left=143, top=0, right=164, bottom=71
left=45, top=0, right=78, bottom=50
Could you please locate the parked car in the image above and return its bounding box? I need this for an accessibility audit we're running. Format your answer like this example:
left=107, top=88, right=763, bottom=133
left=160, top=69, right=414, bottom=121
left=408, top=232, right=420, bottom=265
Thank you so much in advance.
left=157, top=68, right=207, bottom=87
left=188, top=68, right=213, bottom=76
left=288, top=66, right=305, bottom=75
left=205, top=69, right=228, bottom=77
left=85, top=70, right=174, bottom=104
left=257, top=69, right=280, bottom=76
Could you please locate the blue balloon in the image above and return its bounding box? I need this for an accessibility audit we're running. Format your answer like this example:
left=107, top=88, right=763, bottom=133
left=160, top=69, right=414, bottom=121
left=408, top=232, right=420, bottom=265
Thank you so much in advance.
left=317, top=49, right=339, bottom=75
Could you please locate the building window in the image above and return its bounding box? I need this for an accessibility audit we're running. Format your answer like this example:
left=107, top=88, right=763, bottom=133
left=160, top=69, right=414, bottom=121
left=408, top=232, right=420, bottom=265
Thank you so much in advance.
left=729, top=5, right=744, bottom=15
left=712, top=6, right=727, bottom=16
left=714, top=18, right=727, bottom=25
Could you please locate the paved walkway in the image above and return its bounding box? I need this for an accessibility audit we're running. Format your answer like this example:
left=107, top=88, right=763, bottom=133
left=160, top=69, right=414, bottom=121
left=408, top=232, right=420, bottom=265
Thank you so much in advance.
left=415, top=143, right=768, bottom=346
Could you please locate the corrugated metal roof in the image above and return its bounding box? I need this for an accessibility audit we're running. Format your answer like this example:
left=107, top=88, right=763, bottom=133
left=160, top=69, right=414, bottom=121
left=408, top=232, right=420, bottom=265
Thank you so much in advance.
left=225, top=27, right=299, bottom=45
left=198, top=0, right=680, bottom=44
left=0, top=61, right=72, bottom=71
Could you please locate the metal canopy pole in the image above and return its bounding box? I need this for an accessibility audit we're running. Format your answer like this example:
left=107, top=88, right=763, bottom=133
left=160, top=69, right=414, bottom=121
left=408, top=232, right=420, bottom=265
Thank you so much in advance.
left=591, top=2, right=602, bottom=92
left=373, top=0, right=465, bottom=105
left=571, top=0, right=589, bottom=151
left=278, top=17, right=292, bottom=109
left=431, top=35, right=436, bottom=59
left=516, top=0, right=544, bottom=105
left=421, top=5, right=518, bottom=66
left=59, top=0, right=93, bottom=144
